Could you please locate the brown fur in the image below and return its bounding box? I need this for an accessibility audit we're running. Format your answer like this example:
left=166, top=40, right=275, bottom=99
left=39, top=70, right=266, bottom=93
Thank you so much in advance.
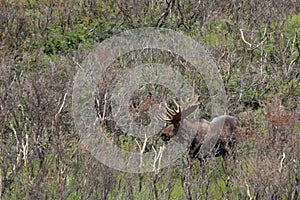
left=160, top=115, right=240, bottom=162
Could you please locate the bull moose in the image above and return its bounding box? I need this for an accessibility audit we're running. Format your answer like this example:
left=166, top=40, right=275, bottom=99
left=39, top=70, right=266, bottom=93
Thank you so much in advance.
left=157, top=96, right=240, bottom=164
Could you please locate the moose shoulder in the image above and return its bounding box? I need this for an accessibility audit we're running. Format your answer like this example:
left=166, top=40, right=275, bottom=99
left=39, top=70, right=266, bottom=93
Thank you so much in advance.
left=157, top=96, right=240, bottom=163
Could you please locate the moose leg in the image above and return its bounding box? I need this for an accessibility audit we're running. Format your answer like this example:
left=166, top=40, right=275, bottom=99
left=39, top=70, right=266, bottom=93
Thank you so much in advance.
left=181, top=157, right=193, bottom=200
left=216, top=138, right=237, bottom=187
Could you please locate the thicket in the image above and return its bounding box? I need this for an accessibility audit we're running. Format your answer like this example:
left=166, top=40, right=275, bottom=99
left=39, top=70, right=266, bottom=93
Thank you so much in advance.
left=1, top=0, right=299, bottom=199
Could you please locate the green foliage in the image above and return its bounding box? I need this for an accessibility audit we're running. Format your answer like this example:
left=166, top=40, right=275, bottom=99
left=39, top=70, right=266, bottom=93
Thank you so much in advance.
left=43, top=23, right=91, bottom=55
left=1, top=0, right=299, bottom=199
left=284, top=14, right=300, bottom=38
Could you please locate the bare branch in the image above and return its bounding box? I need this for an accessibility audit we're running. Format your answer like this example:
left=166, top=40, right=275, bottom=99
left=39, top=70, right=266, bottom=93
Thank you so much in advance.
left=54, top=91, right=68, bottom=123
left=279, top=152, right=285, bottom=173
left=240, top=29, right=253, bottom=48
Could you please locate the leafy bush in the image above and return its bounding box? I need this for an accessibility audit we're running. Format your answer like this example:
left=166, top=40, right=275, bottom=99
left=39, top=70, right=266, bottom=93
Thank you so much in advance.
left=1, top=0, right=299, bottom=199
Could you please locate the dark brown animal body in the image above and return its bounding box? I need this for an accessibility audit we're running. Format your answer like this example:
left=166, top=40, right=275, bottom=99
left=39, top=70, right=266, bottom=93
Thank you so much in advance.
left=157, top=96, right=240, bottom=163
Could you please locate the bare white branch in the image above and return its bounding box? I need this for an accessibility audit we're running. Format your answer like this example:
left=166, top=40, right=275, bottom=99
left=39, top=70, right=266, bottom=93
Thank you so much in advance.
left=240, top=29, right=252, bottom=48
left=153, top=144, right=165, bottom=174
left=279, top=152, right=285, bottom=173
left=245, top=181, right=253, bottom=200
left=55, top=91, right=68, bottom=122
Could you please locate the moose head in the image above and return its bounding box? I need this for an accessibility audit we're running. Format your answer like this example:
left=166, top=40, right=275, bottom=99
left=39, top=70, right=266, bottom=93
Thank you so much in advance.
left=157, top=96, right=240, bottom=163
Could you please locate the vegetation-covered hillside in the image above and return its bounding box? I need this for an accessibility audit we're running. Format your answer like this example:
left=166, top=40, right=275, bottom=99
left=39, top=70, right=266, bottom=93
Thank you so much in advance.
left=1, top=0, right=299, bottom=199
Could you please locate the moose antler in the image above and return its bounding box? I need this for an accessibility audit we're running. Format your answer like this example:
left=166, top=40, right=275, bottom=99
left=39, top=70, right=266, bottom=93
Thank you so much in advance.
left=180, top=96, right=200, bottom=119
left=156, top=96, right=200, bottom=141
left=157, top=96, right=200, bottom=125
left=157, top=99, right=182, bottom=125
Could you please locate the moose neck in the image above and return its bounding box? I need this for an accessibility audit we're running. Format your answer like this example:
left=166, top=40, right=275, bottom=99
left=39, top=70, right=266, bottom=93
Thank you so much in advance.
left=174, top=118, right=209, bottom=145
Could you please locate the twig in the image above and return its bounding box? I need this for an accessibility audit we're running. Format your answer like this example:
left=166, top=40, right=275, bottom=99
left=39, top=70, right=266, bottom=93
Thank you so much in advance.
left=153, top=144, right=165, bottom=174
left=279, top=152, right=285, bottom=173
left=240, top=29, right=269, bottom=50
left=9, top=123, right=22, bottom=166
left=96, top=92, right=108, bottom=132
left=245, top=181, right=253, bottom=200
left=156, top=0, right=175, bottom=27
left=72, top=57, right=84, bottom=70
left=249, top=36, right=268, bottom=51
left=240, top=29, right=252, bottom=48
left=21, top=131, right=29, bottom=166
left=54, top=91, right=68, bottom=123
left=135, top=133, right=148, bottom=168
